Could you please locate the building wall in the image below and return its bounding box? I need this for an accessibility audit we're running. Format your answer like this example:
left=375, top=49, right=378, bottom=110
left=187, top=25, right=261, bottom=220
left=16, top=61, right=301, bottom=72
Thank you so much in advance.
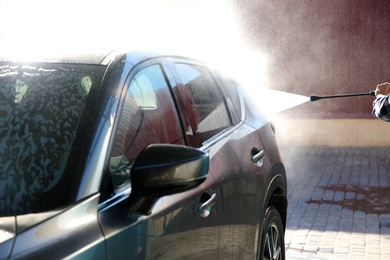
left=237, top=0, right=390, bottom=119
left=235, top=1, right=390, bottom=147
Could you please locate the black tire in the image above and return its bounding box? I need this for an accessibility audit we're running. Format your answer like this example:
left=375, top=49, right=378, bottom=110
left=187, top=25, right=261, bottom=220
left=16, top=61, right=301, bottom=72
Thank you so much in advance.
left=259, top=206, right=285, bottom=260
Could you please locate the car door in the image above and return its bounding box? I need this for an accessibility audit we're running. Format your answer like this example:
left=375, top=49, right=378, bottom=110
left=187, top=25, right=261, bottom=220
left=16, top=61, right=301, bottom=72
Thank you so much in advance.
left=98, top=60, right=220, bottom=259
left=169, top=60, right=271, bottom=259
left=167, top=60, right=253, bottom=258
left=217, top=74, right=276, bottom=258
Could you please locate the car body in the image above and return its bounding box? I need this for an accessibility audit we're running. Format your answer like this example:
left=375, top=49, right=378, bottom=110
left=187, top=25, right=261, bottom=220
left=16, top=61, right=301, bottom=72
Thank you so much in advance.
left=0, top=48, right=287, bottom=259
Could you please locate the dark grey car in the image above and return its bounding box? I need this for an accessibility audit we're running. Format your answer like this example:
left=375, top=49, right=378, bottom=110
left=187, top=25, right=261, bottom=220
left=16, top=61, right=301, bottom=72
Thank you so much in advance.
left=0, top=49, right=287, bottom=259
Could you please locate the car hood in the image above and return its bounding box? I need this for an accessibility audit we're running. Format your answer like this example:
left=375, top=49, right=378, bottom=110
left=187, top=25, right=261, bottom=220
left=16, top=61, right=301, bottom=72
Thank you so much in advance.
left=0, top=215, right=15, bottom=258
left=0, top=210, right=62, bottom=258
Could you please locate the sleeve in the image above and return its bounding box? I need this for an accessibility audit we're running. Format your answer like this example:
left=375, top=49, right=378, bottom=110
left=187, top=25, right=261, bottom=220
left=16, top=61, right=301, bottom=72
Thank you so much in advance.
left=372, top=95, right=390, bottom=122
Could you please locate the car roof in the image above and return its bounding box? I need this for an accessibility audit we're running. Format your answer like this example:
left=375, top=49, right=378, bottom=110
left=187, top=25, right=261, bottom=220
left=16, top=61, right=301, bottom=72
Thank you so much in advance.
left=0, top=45, right=200, bottom=66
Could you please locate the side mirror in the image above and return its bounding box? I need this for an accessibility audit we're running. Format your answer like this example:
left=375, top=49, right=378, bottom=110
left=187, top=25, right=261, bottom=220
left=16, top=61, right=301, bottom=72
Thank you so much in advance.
left=128, top=144, right=209, bottom=215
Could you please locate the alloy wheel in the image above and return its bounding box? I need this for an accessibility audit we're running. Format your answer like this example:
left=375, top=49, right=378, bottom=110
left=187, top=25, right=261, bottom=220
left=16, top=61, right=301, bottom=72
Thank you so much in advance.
left=263, top=223, right=281, bottom=260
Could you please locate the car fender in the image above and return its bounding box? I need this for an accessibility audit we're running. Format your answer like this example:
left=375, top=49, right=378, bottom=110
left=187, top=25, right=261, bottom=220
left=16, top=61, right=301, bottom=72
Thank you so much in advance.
left=263, top=162, right=287, bottom=228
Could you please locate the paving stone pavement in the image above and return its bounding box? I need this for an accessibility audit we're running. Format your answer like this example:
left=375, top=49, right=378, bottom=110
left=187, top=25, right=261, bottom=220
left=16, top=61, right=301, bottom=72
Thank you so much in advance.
left=280, top=146, right=390, bottom=259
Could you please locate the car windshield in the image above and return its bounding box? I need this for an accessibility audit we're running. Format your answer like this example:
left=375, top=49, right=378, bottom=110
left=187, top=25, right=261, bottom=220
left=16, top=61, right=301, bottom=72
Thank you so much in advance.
left=0, top=63, right=105, bottom=216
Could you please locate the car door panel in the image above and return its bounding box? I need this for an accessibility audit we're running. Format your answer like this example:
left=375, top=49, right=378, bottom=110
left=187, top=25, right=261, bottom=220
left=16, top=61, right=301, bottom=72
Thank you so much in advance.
left=206, top=123, right=269, bottom=259
left=206, top=133, right=243, bottom=259
left=99, top=173, right=219, bottom=259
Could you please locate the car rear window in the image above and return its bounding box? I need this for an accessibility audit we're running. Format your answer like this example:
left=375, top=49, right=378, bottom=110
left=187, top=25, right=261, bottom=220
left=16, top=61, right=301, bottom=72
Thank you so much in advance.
left=0, top=63, right=105, bottom=216
left=218, top=75, right=242, bottom=124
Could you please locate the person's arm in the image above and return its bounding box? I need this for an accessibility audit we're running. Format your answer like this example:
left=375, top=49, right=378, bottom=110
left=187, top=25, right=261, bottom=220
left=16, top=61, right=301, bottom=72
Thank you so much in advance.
left=372, top=82, right=390, bottom=121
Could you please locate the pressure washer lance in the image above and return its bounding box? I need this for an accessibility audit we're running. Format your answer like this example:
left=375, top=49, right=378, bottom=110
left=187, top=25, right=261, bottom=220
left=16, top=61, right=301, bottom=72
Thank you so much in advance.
left=310, top=90, right=375, bottom=102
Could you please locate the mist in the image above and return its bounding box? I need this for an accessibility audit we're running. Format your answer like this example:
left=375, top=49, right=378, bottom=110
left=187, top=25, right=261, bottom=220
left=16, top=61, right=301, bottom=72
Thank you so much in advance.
left=0, top=0, right=389, bottom=129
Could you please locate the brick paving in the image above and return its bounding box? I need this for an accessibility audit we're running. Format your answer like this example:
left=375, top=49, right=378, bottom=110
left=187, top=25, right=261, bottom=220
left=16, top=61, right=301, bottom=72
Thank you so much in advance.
left=280, top=146, right=390, bottom=259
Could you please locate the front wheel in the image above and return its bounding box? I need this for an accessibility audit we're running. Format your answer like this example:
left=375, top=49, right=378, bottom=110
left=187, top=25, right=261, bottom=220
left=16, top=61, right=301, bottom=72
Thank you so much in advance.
left=259, top=206, right=285, bottom=260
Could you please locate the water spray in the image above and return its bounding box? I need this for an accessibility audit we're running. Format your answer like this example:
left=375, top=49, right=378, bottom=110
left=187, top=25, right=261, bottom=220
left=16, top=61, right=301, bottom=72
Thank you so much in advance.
left=310, top=90, right=375, bottom=102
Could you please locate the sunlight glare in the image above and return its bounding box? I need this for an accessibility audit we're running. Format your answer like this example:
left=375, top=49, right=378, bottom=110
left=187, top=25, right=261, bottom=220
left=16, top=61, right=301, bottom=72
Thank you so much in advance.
left=0, top=0, right=305, bottom=118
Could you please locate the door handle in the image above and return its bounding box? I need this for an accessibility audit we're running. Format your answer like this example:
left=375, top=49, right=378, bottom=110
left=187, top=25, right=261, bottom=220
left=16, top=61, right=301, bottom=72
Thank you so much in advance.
left=198, top=193, right=217, bottom=218
left=251, top=149, right=265, bottom=163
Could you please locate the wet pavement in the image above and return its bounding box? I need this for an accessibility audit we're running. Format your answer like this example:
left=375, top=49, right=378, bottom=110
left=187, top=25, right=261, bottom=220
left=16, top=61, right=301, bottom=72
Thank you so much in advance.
left=280, top=146, right=390, bottom=259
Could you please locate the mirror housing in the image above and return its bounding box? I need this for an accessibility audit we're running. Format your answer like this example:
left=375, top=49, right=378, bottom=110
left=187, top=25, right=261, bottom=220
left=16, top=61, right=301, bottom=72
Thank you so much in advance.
left=128, top=144, right=209, bottom=215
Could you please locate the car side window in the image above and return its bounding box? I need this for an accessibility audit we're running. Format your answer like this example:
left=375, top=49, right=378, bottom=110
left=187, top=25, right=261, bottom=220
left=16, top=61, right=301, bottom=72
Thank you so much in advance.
left=174, top=63, right=232, bottom=145
left=109, top=64, right=184, bottom=192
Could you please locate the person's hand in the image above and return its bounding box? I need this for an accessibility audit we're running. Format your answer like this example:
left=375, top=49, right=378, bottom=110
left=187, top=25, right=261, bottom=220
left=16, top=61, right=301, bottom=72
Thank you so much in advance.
left=375, top=82, right=390, bottom=97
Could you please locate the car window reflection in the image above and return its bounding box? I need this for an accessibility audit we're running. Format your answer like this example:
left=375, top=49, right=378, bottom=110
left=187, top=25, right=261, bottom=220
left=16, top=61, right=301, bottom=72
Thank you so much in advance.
left=110, top=64, right=184, bottom=192
left=174, top=63, right=232, bottom=145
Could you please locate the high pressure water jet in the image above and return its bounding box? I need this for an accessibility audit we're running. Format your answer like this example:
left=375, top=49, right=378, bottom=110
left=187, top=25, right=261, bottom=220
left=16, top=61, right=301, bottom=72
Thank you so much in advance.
left=310, top=90, right=375, bottom=102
